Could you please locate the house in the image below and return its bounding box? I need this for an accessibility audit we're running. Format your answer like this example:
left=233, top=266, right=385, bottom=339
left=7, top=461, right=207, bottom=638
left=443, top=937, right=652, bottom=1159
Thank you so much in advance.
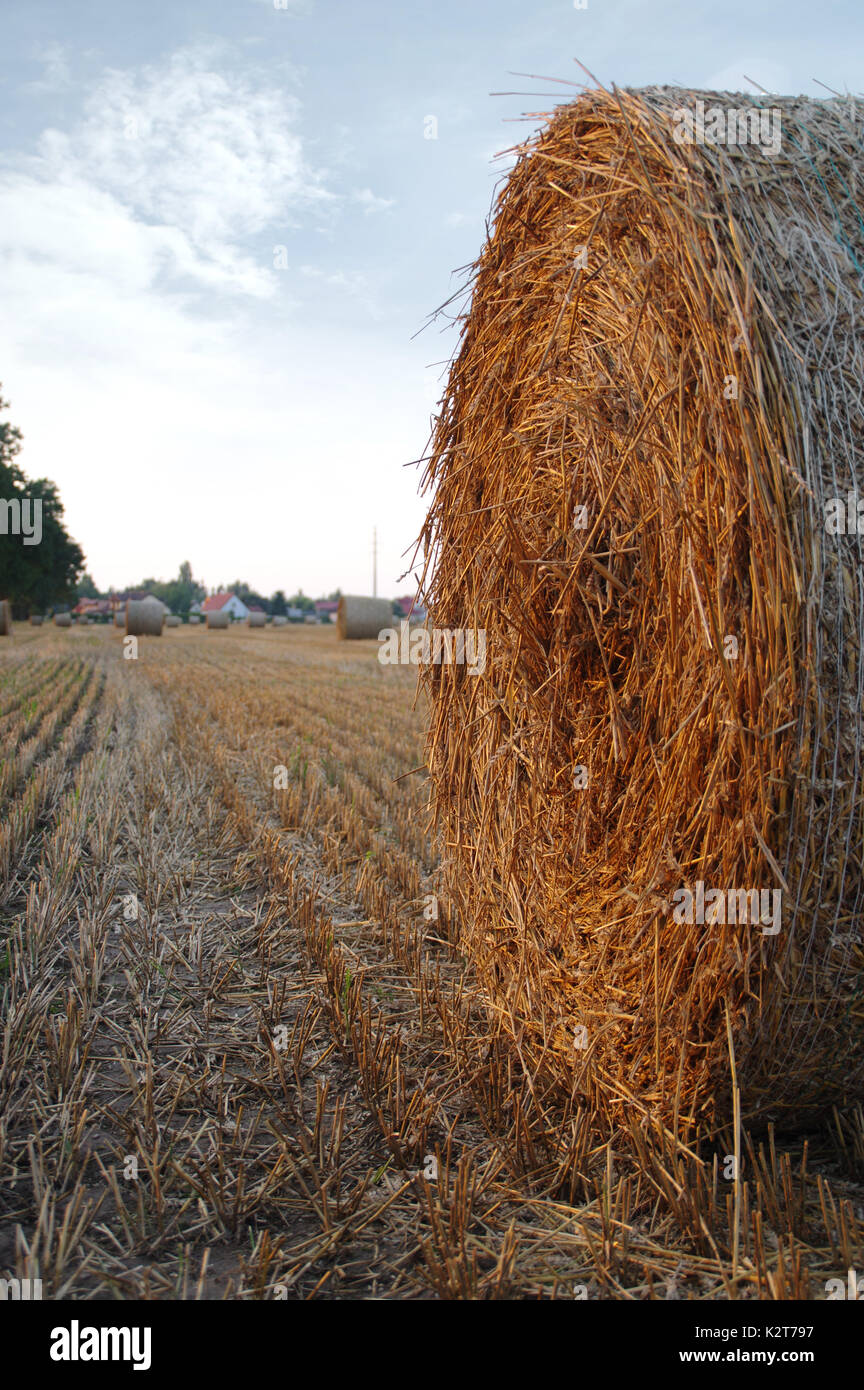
left=394, top=595, right=427, bottom=623
left=109, top=591, right=170, bottom=616
left=200, top=592, right=250, bottom=621
left=314, top=599, right=339, bottom=623
left=73, top=597, right=112, bottom=618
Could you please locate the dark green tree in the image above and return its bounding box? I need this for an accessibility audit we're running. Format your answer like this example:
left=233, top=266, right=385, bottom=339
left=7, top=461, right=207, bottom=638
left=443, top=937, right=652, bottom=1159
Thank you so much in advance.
left=76, top=572, right=101, bottom=599
left=0, top=387, right=85, bottom=614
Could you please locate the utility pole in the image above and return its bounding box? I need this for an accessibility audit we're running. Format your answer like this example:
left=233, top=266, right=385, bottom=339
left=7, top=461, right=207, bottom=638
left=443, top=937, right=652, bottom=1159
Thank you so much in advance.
left=372, top=527, right=378, bottom=597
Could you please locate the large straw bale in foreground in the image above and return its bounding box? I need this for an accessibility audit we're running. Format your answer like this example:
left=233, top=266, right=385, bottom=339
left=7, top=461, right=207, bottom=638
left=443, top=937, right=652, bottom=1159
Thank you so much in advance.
left=125, top=599, right=164, bottom=637
left=337, top=595, right=392, bottom=640
left=421, top=88, right=864, bottom=1139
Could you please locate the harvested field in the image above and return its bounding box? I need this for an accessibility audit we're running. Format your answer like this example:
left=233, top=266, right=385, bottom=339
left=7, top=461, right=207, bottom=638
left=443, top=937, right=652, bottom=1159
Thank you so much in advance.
left=1, top=623, right=862, bottom=1300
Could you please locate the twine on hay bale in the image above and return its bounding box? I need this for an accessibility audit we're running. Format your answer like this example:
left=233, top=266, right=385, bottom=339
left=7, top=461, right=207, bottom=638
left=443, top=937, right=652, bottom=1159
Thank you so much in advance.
left=125, top=599, right=164, bottom=637
left=419, top=86, right=864, bottom=1140
left=206, top=610, right=230, bottom=629
left=53, top=612, right=72, bottom=628
left=0, top=601, right=11, bottom=636
left=247, top=612, right=266, bottom=628
left=337, top=595, right=392, bottom=640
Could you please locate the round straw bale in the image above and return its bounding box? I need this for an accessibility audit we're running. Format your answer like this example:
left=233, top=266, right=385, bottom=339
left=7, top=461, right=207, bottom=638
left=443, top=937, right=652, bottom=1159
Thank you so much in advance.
left=53, top=612, right=72, bottom=627
left=165, top=615, right=181, bottom=627
left=247, top=612, right=266, bottom=628
left=420, top=88, right=864, bottom=1140
left=114, top=611, right=124, bottom=627
left=206, top=610, right=230, bottom=629
left=336, top=595, right=392, bottom=640
left=272, top=615, right=288, bottom=627
left=189, top=614, right=201, bottom=624
left=125, top=598, right=164, bottom=637
left=29, top=615, right=43, bottom=626
left=0, top=600, right=11, bottom=636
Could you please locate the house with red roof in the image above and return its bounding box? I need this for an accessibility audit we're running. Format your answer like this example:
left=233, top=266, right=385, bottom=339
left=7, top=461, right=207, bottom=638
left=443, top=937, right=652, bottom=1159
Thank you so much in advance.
left=394, top=595, right=427, bottom=623
left=193, top=592, right=250, bottom=621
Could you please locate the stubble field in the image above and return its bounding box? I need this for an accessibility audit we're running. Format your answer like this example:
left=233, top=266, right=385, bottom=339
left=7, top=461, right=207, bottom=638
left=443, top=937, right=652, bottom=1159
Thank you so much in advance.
left=1, top=623, right=862, bottom=1300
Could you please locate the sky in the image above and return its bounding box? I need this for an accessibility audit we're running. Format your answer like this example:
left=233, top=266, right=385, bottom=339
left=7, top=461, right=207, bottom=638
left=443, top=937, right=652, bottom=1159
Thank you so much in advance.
left=1, top=0, right=862, bottom=599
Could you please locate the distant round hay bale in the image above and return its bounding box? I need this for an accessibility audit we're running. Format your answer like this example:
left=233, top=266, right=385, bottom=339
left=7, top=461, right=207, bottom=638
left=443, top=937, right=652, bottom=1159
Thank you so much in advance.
left=29, top=614, right=43, bottom=626
left=53, top=612, right=72, bottom=628
left=272, top=615, right=288, bottom=627
left=421, top=87, right=864, bottom=1140
left=125, top=599, right=164, bottom=637
left=188, top=614, right=201, bottom=624
left=336, top=595, right=392, bottom=640
left=165, top=615, right=181, bottom=628
left=247, top=612, right=266, bottom=628
left=0, top=601, right=11, bottom=636
left=206, top=610, right=230, bottom=629
left=114, top=611, right=124, bottom=627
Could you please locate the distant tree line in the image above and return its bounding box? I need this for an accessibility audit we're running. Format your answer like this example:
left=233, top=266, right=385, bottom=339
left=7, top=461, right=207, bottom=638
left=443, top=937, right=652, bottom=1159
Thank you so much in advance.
left=76, top=564, right=345, bottom=619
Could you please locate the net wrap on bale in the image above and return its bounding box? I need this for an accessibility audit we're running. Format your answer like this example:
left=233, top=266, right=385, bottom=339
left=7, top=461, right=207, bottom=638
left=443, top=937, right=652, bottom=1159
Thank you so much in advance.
left=420, top=87, right=864, bottom=1140
left=337, top=595, right=393, bottom=640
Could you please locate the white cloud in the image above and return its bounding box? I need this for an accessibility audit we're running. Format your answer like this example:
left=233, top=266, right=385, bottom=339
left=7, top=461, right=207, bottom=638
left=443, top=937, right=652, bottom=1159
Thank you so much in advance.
left=299, top=263, right=385, bottom=317
left=26, top=42, right=73, bottom=94
left=352, top=187, right=395, bottom=215
left=19, top=44, right=336, bottom=296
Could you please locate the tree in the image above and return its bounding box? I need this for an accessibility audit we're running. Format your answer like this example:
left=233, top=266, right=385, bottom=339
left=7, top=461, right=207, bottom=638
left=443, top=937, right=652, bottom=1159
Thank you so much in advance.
left=76, top=572, right=100, bottom=599
left=132, top=562, right=205, bottom=615
left=228, top=578, right=270, bottom=615
left=271, top=589, right=287, bottom=616
left=287, top=591, right=315, bottom=613
left=0, top=387, right=85, bottom=614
